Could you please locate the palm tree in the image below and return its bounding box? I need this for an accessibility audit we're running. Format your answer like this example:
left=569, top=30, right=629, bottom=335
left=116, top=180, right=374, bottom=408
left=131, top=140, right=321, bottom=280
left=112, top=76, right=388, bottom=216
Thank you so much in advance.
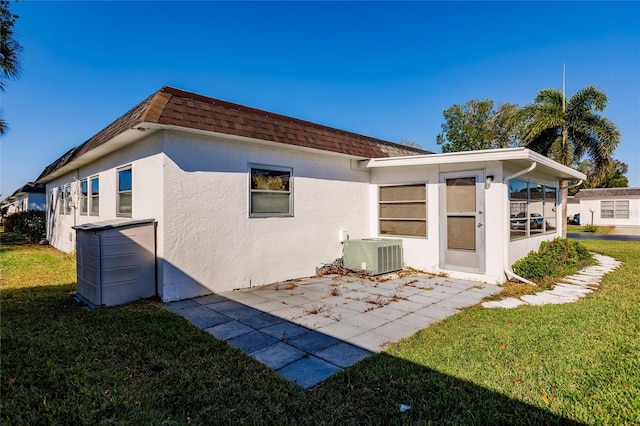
left=519, top=85, right=620, bottom=236
left=1, top=0, right=22, bottom=134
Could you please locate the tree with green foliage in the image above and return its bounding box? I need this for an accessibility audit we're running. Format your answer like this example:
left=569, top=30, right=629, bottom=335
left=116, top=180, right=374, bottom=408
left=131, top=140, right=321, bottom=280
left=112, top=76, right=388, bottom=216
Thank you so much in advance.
left=1, top=0, right=22, bottom=134
left=570, top=158, right=629, bottom=195
left=436, top=100, right=521, bottom=152
left=519, top=85, right=620, bottom=236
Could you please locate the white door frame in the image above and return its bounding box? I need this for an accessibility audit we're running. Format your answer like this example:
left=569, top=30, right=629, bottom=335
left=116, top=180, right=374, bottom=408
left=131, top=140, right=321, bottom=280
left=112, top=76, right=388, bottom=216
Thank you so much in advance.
left=439, top=170, right=486, bottom=274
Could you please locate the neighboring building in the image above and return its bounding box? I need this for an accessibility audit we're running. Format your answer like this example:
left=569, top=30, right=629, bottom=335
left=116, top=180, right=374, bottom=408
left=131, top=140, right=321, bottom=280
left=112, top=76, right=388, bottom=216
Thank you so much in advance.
left=36, top=86, right=585, bottom=302
left=3, top=182, right=46, bottom=215
left=566, top=195, right=580, bottom=222
left=575, top=188, right=640, bottom=226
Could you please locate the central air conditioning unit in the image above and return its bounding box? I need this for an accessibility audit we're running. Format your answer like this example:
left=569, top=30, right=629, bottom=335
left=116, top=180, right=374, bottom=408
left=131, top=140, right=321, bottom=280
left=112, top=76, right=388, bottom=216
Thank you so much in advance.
left=343, top=238, right=403, bottom=275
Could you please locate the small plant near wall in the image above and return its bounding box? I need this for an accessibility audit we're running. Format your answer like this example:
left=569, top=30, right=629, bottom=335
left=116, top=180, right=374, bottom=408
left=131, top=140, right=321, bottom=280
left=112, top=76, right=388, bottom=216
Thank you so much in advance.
left=512, top=238, right=594, bottom=282
left=584, top=224, right=598, bottom=233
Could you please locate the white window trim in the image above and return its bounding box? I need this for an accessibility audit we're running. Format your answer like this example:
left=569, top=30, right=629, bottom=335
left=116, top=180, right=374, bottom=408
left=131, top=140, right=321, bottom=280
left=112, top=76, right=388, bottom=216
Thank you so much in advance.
left=509, top=180, right=558, bottom=240
left=601, top=200, right=629, bottom=219
left=59, top=184, right=72, bottom=216
left=248, top=163, right=293, bottom=218
left=89, top=175, right=99, bottom=217
left=378, top=182, right=428, bottom=238
left=80, top=179, right=88, bottom=216
left=117, top=166, right=132, bottom=217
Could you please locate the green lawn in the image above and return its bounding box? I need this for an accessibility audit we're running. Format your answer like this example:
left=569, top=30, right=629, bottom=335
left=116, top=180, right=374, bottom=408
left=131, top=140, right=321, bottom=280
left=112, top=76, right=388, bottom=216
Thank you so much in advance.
left=566, top=225, right=614, bottom=234
left=1, top=232, right=638, bottom=424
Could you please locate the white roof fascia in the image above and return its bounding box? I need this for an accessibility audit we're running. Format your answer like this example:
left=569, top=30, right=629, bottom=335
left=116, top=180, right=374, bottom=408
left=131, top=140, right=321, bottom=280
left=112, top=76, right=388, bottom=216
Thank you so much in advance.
left=37, top=124, right=162, bottom=184
left=362, top=147, right=586, bottom=180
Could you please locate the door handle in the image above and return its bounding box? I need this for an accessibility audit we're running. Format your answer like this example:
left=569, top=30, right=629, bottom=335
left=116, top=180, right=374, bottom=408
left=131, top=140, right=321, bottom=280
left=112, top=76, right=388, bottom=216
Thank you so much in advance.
left=478, top=223, right=483, bottom=228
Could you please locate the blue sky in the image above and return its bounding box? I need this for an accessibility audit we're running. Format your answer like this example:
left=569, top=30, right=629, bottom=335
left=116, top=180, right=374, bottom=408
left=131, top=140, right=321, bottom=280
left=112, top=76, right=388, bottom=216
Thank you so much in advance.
left=2, top=1, right=639, bottom=197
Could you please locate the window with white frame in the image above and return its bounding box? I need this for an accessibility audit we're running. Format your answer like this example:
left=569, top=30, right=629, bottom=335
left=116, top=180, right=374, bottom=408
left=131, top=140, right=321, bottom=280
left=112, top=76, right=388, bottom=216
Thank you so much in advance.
left=90, top=176, right=99, bottom=216
left=58, top=184, right=71, bottom=215
left=249, top=166, right=292, bottom=217
left=64, top=185, right=71, bottom=215
left=117, top=166, right=132, bottom=217
left=58, top=186, right=65, bottom=215
left=509, top=179, right=557, bottom=240
left=80, top=176, right=99, bottom=216
left=601, top=200, right=629, bottom=219
left=80, top=179, right=88, bottom=215
left=379, top=184, right=427, bottom=238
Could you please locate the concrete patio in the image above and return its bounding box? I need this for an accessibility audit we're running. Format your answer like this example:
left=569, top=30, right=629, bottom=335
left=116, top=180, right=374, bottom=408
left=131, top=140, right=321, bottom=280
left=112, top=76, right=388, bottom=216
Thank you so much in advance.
left=165, top=272, right=500, bottom=388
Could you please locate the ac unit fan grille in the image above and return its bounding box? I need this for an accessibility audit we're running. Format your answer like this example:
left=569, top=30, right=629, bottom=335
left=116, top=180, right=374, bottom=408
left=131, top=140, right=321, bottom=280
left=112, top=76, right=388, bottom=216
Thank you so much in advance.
left=378, top=245, right=402, bottom=274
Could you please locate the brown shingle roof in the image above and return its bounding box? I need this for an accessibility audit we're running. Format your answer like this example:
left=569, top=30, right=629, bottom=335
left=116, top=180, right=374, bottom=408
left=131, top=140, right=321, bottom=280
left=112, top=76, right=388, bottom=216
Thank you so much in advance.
left=575, top=188, right=640, bottom=198
left=12, top=182, right=45, bottom=196
left=38, top=86, right=430, bottom=181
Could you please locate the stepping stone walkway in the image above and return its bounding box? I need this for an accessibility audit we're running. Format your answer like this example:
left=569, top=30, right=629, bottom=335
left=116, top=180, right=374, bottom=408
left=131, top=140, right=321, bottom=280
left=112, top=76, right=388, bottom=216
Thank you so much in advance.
left=482, top=254, right=621, bottom=309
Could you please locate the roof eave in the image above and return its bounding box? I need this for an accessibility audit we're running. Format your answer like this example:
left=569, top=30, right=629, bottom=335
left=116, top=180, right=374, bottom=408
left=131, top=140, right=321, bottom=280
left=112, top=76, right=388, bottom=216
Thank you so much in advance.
left=362, top=147, right=586, bottom=180
left=36, top=125, right=161, bottom=184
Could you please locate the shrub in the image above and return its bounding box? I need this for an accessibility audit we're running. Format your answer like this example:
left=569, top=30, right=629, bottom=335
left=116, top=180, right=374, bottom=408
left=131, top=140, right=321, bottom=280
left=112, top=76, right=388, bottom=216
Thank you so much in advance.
left=3, top=211, right=46, bottom=243
left=512, top=238, right=594, bottom=281
left=584, top=224, right=597, bottom=233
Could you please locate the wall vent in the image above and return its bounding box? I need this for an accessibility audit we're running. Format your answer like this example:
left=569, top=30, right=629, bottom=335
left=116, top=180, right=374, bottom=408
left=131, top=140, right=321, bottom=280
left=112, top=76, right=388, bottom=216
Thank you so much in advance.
left=343, top=238, right=403, bottom=275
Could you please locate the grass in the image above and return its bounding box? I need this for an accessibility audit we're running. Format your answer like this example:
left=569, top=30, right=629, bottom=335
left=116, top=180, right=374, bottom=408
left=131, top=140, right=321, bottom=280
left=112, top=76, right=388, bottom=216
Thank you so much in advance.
left=2, top=232, right=639, bottom=424
left=567, top=225, right=614, bottom=234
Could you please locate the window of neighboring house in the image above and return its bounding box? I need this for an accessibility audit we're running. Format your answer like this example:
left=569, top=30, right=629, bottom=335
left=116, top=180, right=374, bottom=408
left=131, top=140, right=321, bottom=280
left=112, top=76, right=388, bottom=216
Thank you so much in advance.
left=379, top=184, right=427, bottom=237
left=90, top=176, right=99, bottom=216
left=117, top=166, right=132, bottom=217
left=509, top=179, right=557, bottom=240
left=80, top=179, right=88, bottom=215
left=249, top=166, right=292, bottom=217
left=601, top=200, right=629, bottom=219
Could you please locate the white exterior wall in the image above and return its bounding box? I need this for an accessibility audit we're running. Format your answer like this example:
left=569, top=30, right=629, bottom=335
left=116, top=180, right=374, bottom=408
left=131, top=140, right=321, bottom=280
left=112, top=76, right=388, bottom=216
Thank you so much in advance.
left=46, top=133, right=164, bottom=254
left=160, top=131, right=371, bottom=301
left=504, top=165, right=563, bottom=265
left=371, top=160, right=506, bottom=284
left=579, top=198, right=640, bottom=226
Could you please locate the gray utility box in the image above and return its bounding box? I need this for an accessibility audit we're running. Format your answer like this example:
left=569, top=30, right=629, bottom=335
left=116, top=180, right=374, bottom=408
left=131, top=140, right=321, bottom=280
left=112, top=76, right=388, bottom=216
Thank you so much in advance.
left=73, top=219, right=156, bottom=308
left=343, top=238, right=403, bottom=275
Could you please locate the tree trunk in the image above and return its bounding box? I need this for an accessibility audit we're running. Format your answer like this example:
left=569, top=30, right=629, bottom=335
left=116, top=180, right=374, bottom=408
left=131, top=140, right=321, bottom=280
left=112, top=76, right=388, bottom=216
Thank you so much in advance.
left=560, top=179, right=568, bottom=238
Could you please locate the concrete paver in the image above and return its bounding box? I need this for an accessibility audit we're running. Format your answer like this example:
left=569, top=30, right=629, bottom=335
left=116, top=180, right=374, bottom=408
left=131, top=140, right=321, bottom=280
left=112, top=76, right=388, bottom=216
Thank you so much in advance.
left=165, top=270, right=502, bottom=388
left=260, top=322, right=309, bottom=340
left=250, top=342, right=306, bottom=370
left=205, top=320, right=253, bottom=340
left=227, top=330, right=279, bottom=353
left=277, top=356, right=342, bottom=389
left=287, top=331, right=341, bottom=353
left=177, top=305, right=232, bottom=329
left=314, top=342, right=371, bottom=368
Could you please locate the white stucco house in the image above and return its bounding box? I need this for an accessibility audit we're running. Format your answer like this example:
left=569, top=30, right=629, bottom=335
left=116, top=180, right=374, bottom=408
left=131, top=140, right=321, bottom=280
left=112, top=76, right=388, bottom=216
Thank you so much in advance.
left=36, top=86, right=585, bottom=302
left=575, top=188, right=640, bottom=226
left=2, top=182, right=46, bottom=216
